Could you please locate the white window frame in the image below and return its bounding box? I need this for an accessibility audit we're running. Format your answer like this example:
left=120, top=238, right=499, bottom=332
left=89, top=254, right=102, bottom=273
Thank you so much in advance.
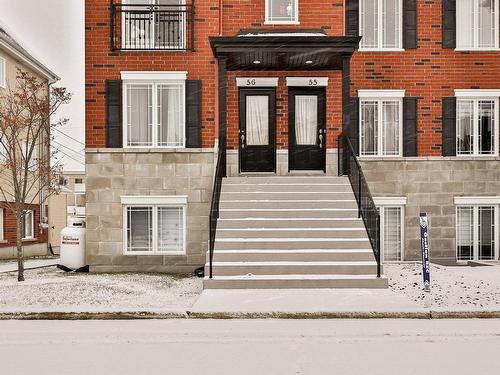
left=22, top=210, right=34, bottom=240
left=455, top=0, right=500, bottom=51
left=264, top=0, right=299, bottom=25
left=359, top=0, right=403, bottom=51
left=0, top=208, right=4, bottom=241
left=454, top=197, right=499, bottom=262
left=121, top=196, right=187, bottom=255
left=0, top=55, right=6, bottom=88
left=358, top=90, right=404, bottom=157
left=121, top=71, right=186, bottom=149
left=374, top=197, right=406, bottom=262
left=454, top=90, right=499, bottom=157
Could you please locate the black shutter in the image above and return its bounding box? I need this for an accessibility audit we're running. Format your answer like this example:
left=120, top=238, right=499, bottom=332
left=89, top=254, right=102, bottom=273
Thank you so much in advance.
left=442, top=0, right=456, bottom=48
left=403, top=0, right=418, bottom=49
left=442, top=97, right=457, bottom=156
left=106, top=80, right=122, bottom=148
left=403, top=97, right=418, bottom=156
left=345, top=0, right=359, bottom=37
left=185, top=80, right=202, bottom=148
left=349, top=97, right=360, bottom=156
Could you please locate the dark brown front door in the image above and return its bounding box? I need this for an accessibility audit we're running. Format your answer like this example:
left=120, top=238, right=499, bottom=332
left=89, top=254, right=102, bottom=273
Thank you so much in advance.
left=239, top=88, right=276, bottom=173
left=288, top=88, right=326, bottom=171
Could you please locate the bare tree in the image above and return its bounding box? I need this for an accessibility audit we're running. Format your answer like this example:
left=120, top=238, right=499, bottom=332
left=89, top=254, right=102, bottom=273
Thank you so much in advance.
left=0, top=70, right=71, bottom=281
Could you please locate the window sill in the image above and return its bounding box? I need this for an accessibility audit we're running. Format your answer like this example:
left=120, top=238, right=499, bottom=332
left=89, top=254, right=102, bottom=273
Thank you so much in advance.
left=263, top=21, right=300, bottom=25
left=358, top=48, right=405, bottom=52
left=124, top=251, right=186, bottom=256
left=359, top=156, right=500, bottom=161
left=22, top=238, right=37, bottom=243
left=87, top=147, right=215, bottom=154
left=455, top=48, right=500, bottom=52
left=0, top=240, right=8, bottom=244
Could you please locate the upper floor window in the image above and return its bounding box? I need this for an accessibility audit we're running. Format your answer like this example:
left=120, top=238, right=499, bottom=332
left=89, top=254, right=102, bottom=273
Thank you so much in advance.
left=456, top=96, right=498, bottom=156
left=360, top=0, right=402, bottom=50
left=265, top=0, right=299, bottom=24
left=359, top=90, right=404, bottom=157
left=121, top=72, right=186, bottom=148
left=0, top=55, right=6, bottom=88
left=457, top=0, right=499, bottom=50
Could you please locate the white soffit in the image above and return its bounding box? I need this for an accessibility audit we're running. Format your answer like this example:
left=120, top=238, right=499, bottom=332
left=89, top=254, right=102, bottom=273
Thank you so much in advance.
left=236, top=77, right=279, bottom=87
left=286, top=77, right=329, bottom=87
left=454, top=89, right=500, bottom=98
left=358, top=90, right=406, bottom=98
left=454, top=196, right=500, bottom=205
left=121, top=71, right=187, bottom=81
left=121, top=196, right=188, bottom=205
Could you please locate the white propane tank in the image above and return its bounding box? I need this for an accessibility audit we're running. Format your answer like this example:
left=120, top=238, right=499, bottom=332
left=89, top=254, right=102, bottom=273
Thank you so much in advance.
left=60, top=217, right=86, bottom=270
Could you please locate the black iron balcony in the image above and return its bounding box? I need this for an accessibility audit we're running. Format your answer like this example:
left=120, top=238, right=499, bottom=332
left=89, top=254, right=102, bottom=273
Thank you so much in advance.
left=110, top=2, right=195, bottom=51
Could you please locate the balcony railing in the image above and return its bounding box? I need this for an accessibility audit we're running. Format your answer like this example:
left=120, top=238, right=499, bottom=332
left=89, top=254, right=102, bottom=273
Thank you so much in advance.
left=110, top=2, right=195, bottom=51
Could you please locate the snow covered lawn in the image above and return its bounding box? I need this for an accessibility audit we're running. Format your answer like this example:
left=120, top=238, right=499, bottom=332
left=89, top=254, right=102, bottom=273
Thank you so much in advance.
left=0, top=267, right=203, bottom=313
left=386, top=263, right=500, bottom=310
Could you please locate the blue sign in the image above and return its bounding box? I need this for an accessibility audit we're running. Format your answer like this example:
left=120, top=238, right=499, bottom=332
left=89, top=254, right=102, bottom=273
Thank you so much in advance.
left=419, top=213, right=431, bottom=292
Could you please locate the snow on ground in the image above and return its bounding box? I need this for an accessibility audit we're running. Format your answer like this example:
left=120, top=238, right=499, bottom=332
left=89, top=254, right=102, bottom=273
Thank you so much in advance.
left=0, top=267, right=203, bottom=313
left=386, top=263, right=500, bottom=310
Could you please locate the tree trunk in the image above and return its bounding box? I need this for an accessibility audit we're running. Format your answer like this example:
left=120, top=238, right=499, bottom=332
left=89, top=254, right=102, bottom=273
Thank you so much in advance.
left=16, top=215, right=24, bottom=282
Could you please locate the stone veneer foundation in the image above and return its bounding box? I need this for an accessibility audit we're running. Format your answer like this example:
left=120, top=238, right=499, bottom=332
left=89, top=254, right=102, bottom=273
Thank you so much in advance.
left=85, top=149, right=215, bottom=273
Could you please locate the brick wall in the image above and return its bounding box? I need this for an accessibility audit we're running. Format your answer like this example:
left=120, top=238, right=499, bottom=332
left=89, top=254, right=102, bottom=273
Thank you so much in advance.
left=0, top=203, right=47, bottom=247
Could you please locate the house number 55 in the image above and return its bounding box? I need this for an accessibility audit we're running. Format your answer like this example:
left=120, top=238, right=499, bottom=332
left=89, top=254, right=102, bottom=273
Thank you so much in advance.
left=309, top=79, right=318, bottom=86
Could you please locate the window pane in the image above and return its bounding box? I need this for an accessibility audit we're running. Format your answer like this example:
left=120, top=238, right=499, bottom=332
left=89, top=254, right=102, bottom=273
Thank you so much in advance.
left=457, top=206, right=474, bottom=261
left=158, top=84, right=184, bottom=147
left=361, top=101, right=378, bottom=155
left=360, top=0, right=379, bottom=48
left=478, top=206, right=495, bottom=260
left=478, top=100, right=495, bottom=155
left=457, top=100, right=474, bottom=155
left=268, top=0, right=296, bottom=22
left=478, top=0, right=496, bottom=48
left=127, top=84, right=152, bottom=146
left=382, top=0, right=400, bottom=48
left=155, top=0, right=185, bottom=49
left=246, top=96, right=269, bottom=146
left=383, top=207, right=402, bottom=261
left=382, top=101, right=400, bottom=155
left=23, top=211, right=33, bottom=238
left=157, top=207, right=184, bottom=251
left=124, top=0, right=153, bottom=49
left=457, top=0, right=475, bottom=48
left=295, top=95, right=318, bottom=145
left=127, top=207, right=153, bottom=252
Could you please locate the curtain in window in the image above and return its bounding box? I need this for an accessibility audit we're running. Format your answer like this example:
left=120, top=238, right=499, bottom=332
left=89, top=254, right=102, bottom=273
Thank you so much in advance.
left=383, top=207, right=402, bottom=261
left=361, top=101, right=378, bottom=155
left=478, top=0, right=496, bottom=48
left=295, top=95, right=318, bottom=145
left=360, top=0, right=378, bottom=48
left=155, top=0, right=184, bottom=49
left=457, top=206, right=474, bottom=261
left=246, top=96, right=269, bottom=146
left=128, top=84, right=152, bottom=146
left=158, top=84, right=183, bottom=147
left=125, top=0, right=153, bottom=49
left=382, top=101, right=400, bottom=155
left=457, top=0, right=475, bottom=48
left=478, top=100, right=495, bottom=155
left=127, top=207, right=153, bottom=252
left=269, top=0, right=295, bottom=22
left=382, top=0, right=400, bottom=48
left=457, top=100, right=474, bottom=155
left=157, top=207, right=183, bottom=251
left=479, top=206, right=495, bottom=260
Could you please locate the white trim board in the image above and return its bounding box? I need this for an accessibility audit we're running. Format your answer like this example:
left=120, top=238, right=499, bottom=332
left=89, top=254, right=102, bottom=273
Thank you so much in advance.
left=121, top=195, right=188, bottom=205
left=286, top=77, right=328, bottom=87
left=454, top=89, right=500, bottom=98
left=121, top=71, right=187, bottom=81
left=373, top=197, right=407, bottom=205
left=358, top=90, right=405, bottom=98
left=454, top=196, right=500, bottom=205
left=236, top=77, right=279, bottom=87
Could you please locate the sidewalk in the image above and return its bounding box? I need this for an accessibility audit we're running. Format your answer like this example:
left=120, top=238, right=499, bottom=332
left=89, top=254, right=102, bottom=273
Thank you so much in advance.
left=0, top=257, right=59, bottom=273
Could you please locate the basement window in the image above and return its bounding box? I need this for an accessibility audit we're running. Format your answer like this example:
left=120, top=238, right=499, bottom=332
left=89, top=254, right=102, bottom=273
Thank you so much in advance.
left=375, top=197, right=406, bottom=262
left=265, top=0, right=299, bottom=24
left=456, top=0, right=499, bottom=50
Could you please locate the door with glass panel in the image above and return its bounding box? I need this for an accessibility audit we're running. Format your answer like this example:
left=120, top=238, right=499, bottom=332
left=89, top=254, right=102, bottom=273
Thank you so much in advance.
left=239, top=89, right=276, bottom=173
left=288, top=88, right=326, bottom=171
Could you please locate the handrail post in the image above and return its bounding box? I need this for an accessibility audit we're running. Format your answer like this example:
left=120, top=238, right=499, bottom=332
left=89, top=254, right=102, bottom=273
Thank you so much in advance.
left=358, top=170, right=362, bottom=218
left=376, top=214, right=381, bottom=278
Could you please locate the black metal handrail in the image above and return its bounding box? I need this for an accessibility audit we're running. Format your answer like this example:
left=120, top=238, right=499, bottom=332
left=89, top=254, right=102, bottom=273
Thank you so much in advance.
left=110, top=2, right=195, bottom=51
left=338, top=134, right=381, bottom=278
left=208, top=137, right=226, bottom=278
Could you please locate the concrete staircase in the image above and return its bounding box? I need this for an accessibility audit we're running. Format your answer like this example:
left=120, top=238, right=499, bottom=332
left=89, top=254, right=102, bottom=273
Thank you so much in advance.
left=204, top=176, right=388, bottom=289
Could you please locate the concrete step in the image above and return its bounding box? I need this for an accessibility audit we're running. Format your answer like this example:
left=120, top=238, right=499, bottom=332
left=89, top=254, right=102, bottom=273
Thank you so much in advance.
left=215, top=238, right=372, bottom=250
left=220, top=191, right=355, bottom=201
left=224, top=176, right=350, bottom=184
left=206, top=261, right=379, bottom=276
left=216, top=228, right=368, bottom=239
left=222, top=183, right=353, bottom=193
left=217, top=218, right=365, bottom=229
left=211, top=249, right=376, bottom=262
left=219, top=200, right=358, bottom=209
left=219, top=208, right=359, bottom=219
left=203, top=274, right=389, bottom=289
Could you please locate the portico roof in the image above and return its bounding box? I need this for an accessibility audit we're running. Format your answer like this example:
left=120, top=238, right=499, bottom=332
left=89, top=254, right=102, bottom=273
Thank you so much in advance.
left=210, top=30, right=361, bottom=71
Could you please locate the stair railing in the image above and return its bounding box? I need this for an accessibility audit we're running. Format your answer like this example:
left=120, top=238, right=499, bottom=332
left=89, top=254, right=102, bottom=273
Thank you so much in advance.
left=338, top=134, right=381, bottom=278
left=208, top=137, right=226, bottom=279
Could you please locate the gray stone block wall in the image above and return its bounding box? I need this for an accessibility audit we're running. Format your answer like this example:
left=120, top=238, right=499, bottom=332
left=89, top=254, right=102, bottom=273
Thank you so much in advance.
left=359, top=157, right=500, bottom=264
left=85, top=149, right=215, bottom=273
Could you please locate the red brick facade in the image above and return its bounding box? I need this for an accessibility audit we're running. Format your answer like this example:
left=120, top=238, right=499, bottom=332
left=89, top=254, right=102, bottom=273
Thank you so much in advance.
left=86, top=0, right=500, bottom=155
left=0, top=203, right=47, bottom=247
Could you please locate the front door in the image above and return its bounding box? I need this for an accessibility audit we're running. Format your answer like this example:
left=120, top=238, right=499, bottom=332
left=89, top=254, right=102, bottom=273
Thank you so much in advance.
left=239, top=89, right=276, bottom=173
left=288, top=88, right=326, bottom=171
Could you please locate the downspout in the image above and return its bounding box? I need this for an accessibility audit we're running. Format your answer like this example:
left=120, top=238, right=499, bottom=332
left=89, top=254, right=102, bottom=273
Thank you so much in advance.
left=43, top=80, right=55, bottom=255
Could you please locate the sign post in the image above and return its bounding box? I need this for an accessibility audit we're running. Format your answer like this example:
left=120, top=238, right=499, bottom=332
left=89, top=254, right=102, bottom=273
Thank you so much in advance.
left=419, top=213, right=431, bottom=292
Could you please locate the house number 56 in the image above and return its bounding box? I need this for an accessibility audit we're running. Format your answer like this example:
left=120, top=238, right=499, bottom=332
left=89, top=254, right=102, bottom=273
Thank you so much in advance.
left=246, top=79, right=256, bottom=86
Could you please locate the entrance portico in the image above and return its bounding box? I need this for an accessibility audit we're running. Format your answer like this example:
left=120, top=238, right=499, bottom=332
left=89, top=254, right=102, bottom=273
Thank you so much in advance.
left=210, top=30, right=360, bottom=175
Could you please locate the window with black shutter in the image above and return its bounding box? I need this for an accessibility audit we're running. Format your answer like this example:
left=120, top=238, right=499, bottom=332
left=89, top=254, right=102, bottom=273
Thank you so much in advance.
left=442, top=0, right=456, bottom=49
left=345, top=0, right=359, bottom=37
left=442, top=97, right=457, bottom=156
left=106, top=80, right=123, bottom=148
left=403, top=97, right=418, bottom=156
left=185, top=80, right=202, bottom=148
left=403, top=0, right=418, bottom=49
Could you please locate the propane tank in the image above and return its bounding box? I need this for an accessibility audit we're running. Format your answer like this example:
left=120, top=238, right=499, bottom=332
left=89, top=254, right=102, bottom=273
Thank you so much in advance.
left=60, top=217, right=86, bottom=270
